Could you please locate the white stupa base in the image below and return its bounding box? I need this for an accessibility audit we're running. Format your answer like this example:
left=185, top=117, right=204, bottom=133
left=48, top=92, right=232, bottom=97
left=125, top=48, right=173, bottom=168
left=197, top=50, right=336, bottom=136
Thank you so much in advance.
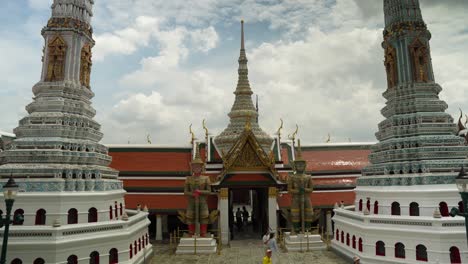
left=284, top=232, right=326, bottom=252
left=176, top=234, right=217, bottom=254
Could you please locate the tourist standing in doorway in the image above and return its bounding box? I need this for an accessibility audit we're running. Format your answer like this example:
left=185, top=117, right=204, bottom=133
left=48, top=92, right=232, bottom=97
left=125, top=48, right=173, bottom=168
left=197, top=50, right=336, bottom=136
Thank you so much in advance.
left=242, top=206, right=249, bottom=225
left=236, top=208, right=243, bottom=231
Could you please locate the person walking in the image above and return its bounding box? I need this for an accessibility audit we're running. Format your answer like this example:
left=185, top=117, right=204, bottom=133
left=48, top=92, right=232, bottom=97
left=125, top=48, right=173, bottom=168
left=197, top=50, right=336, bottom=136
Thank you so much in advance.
left=235, top=208, right=243, bottom=231
left=267, top=233, right=279, bottom=264
left=262, top=249, right=272, bottom=264
left=242, top=206, right=249, bottom=225
left=262, top=229, right=270, bottom=251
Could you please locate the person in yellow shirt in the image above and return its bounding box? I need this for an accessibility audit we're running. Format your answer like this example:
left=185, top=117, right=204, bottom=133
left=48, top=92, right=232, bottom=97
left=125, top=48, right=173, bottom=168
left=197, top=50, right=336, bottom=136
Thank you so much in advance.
left=263, top=249, right=272, bottom=264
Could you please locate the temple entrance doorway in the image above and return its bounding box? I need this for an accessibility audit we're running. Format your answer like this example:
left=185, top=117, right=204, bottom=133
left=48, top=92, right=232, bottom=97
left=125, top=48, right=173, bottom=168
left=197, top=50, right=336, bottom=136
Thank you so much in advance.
left=229, top=187, right=269, bottom=240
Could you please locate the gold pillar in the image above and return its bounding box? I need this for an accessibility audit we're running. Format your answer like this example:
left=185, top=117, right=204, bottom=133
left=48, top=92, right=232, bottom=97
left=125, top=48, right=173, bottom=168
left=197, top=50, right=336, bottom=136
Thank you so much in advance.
left=220, top=188, right=229, bottom=200
left=268, top=186, right=277, bottom=198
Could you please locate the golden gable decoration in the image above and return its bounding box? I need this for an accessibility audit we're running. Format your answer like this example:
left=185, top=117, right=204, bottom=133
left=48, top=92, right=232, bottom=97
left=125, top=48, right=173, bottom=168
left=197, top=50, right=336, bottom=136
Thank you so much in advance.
left=219, top=121, right=277, bottom=179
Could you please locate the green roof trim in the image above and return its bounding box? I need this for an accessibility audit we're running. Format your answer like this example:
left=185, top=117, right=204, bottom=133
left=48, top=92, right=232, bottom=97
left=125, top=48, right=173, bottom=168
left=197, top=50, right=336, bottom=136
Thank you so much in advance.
left=109, top=147, right=191, bottom=153
left=218, top=180, right=280, bottom=187
left=125, top=187, right=183, bottom=192
left=119, top=171, right=190, bottom=176
left=280, top=142, right=373, bottom=152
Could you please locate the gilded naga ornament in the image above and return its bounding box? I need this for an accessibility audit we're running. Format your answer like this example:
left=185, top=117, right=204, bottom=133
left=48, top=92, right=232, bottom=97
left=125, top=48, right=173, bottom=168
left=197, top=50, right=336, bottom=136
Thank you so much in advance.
left=45, top=35, right=67, bottom=82
left=183, top=144, right=212, bottom=237
left=80, top=44, right=92, bottom=88
left=288, top=139, right=313, bottom=233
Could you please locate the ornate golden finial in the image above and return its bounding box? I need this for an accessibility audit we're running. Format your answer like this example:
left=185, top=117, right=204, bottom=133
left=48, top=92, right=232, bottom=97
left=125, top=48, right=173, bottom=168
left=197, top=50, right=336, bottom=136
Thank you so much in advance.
left=276, top=118, right=284, bottom=137
left=288, top=124, right=299, bottom=142
left=202, top=119, right=209, bottom=139
left=326, top=133, right=331, bottom=143
left=146, top=133, right=152, bottom=144
left=458, top=108, right=466, bottom=132
left=189, top=124, right=195, bottom=145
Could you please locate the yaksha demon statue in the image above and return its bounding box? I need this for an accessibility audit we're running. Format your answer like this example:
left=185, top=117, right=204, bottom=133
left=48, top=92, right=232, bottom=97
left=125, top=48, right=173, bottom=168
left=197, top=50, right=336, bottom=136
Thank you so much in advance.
left=184, top=145, right=212, bottom=237
left=288, top=140, right=314, bottom=233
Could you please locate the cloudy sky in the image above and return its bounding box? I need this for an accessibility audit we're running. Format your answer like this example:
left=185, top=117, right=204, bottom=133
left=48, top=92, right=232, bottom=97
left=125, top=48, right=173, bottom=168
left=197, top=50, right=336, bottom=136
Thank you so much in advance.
left=0, top=0, right=467, bottom=145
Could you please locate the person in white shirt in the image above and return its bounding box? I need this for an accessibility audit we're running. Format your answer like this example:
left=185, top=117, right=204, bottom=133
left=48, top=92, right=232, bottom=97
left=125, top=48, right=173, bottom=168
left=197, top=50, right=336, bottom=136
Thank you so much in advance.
left=266, top=233, right=279, bottom=264
left=262, top=230, right=270, bottom=251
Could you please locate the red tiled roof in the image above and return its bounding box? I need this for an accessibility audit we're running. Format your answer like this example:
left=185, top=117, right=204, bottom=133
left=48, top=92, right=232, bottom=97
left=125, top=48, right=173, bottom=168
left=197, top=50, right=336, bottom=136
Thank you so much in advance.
left=278, top=191, right=355, bottom=207
left=125, top=194, right=218, bottom=210
left=109, top=151, right=192, bottom=172
left=303, top=149, right=370, bottom=172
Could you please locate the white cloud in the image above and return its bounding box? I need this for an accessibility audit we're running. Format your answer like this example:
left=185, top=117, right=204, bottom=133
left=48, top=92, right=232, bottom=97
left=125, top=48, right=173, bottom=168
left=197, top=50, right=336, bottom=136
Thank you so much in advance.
left=1, top=0, right=468, bottom=146
left=28, top=0, right=52, bottom=10
left=94, top=0, right=468, bottom=145
left=189, top=26, right=219, bottom=53
left=93, top=16, right=160, bottom=61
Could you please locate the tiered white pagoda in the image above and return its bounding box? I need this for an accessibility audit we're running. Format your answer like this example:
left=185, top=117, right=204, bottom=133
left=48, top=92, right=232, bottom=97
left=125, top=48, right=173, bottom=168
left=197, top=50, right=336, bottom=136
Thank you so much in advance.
left=0, top=0, right=152, bottom=263
left=332, top=0, right=467, bottom=263
left=214, top=21, right=274, bottom=156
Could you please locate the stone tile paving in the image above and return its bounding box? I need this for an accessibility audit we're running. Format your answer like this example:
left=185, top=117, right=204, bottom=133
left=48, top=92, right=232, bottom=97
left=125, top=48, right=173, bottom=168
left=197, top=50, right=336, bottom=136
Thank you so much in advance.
left=151, top=240, right=347, bottom=264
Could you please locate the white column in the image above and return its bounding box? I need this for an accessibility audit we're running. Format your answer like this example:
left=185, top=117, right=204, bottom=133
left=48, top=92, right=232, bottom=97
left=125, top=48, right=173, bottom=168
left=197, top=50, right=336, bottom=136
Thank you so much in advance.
left=268, top=187, right=278, bottom=233
left=219, top=188, right=229, bottom=245
left=326, top=210, right=332, bottom=240
left=156, top=214, right=163, bottom=241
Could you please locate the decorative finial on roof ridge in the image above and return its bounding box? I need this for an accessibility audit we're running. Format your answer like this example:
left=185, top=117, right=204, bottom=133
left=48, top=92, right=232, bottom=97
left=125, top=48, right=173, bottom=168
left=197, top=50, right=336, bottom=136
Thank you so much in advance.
left=288, top=124, right=299, bottom=142
left=276, top=118, right=284, bottom=137
left=202, top=119, right=209, bottom=138
left=189, top=124, right=196, bottom=145
left=458, top=108, right=465, bottom=132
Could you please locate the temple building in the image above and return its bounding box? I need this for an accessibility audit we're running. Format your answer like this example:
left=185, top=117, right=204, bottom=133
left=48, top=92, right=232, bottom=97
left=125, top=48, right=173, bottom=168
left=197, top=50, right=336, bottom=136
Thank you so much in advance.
left=2, top=0, right=466, bottom=262
left=105, top=21, right=372, bottom=245
left=332, top=0, right=467, bottom=263
left=0, top=0, right=151, bottom=263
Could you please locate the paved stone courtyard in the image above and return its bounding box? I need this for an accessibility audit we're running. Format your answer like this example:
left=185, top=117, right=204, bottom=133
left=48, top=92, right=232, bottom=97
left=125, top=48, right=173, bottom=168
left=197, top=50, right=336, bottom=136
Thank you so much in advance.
left=151, top=239, right=347, bottom=264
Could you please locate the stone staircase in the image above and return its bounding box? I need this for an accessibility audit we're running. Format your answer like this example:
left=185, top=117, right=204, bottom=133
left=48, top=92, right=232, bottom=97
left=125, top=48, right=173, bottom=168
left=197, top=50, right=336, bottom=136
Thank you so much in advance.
left=176, top=235, right=217, bottom=254
left=284, top=232, right=326, bottom=252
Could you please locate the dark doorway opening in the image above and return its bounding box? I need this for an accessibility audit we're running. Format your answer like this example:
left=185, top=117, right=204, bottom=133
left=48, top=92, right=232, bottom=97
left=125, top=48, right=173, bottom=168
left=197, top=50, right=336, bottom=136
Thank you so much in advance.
left=229, top=187, right=269, bottom=240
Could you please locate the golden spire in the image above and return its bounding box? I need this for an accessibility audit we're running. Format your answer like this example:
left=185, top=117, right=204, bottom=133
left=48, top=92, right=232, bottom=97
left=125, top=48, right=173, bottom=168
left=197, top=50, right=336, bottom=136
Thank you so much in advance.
left=296, top=139, right=304, bottom=160
left=202, top=119, right=209, bottom=139
left=288, top=124, right=299, bottom=142
left=189, top=124, right=195, bottom=145
left=276, top=118, right=284, bottom=137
